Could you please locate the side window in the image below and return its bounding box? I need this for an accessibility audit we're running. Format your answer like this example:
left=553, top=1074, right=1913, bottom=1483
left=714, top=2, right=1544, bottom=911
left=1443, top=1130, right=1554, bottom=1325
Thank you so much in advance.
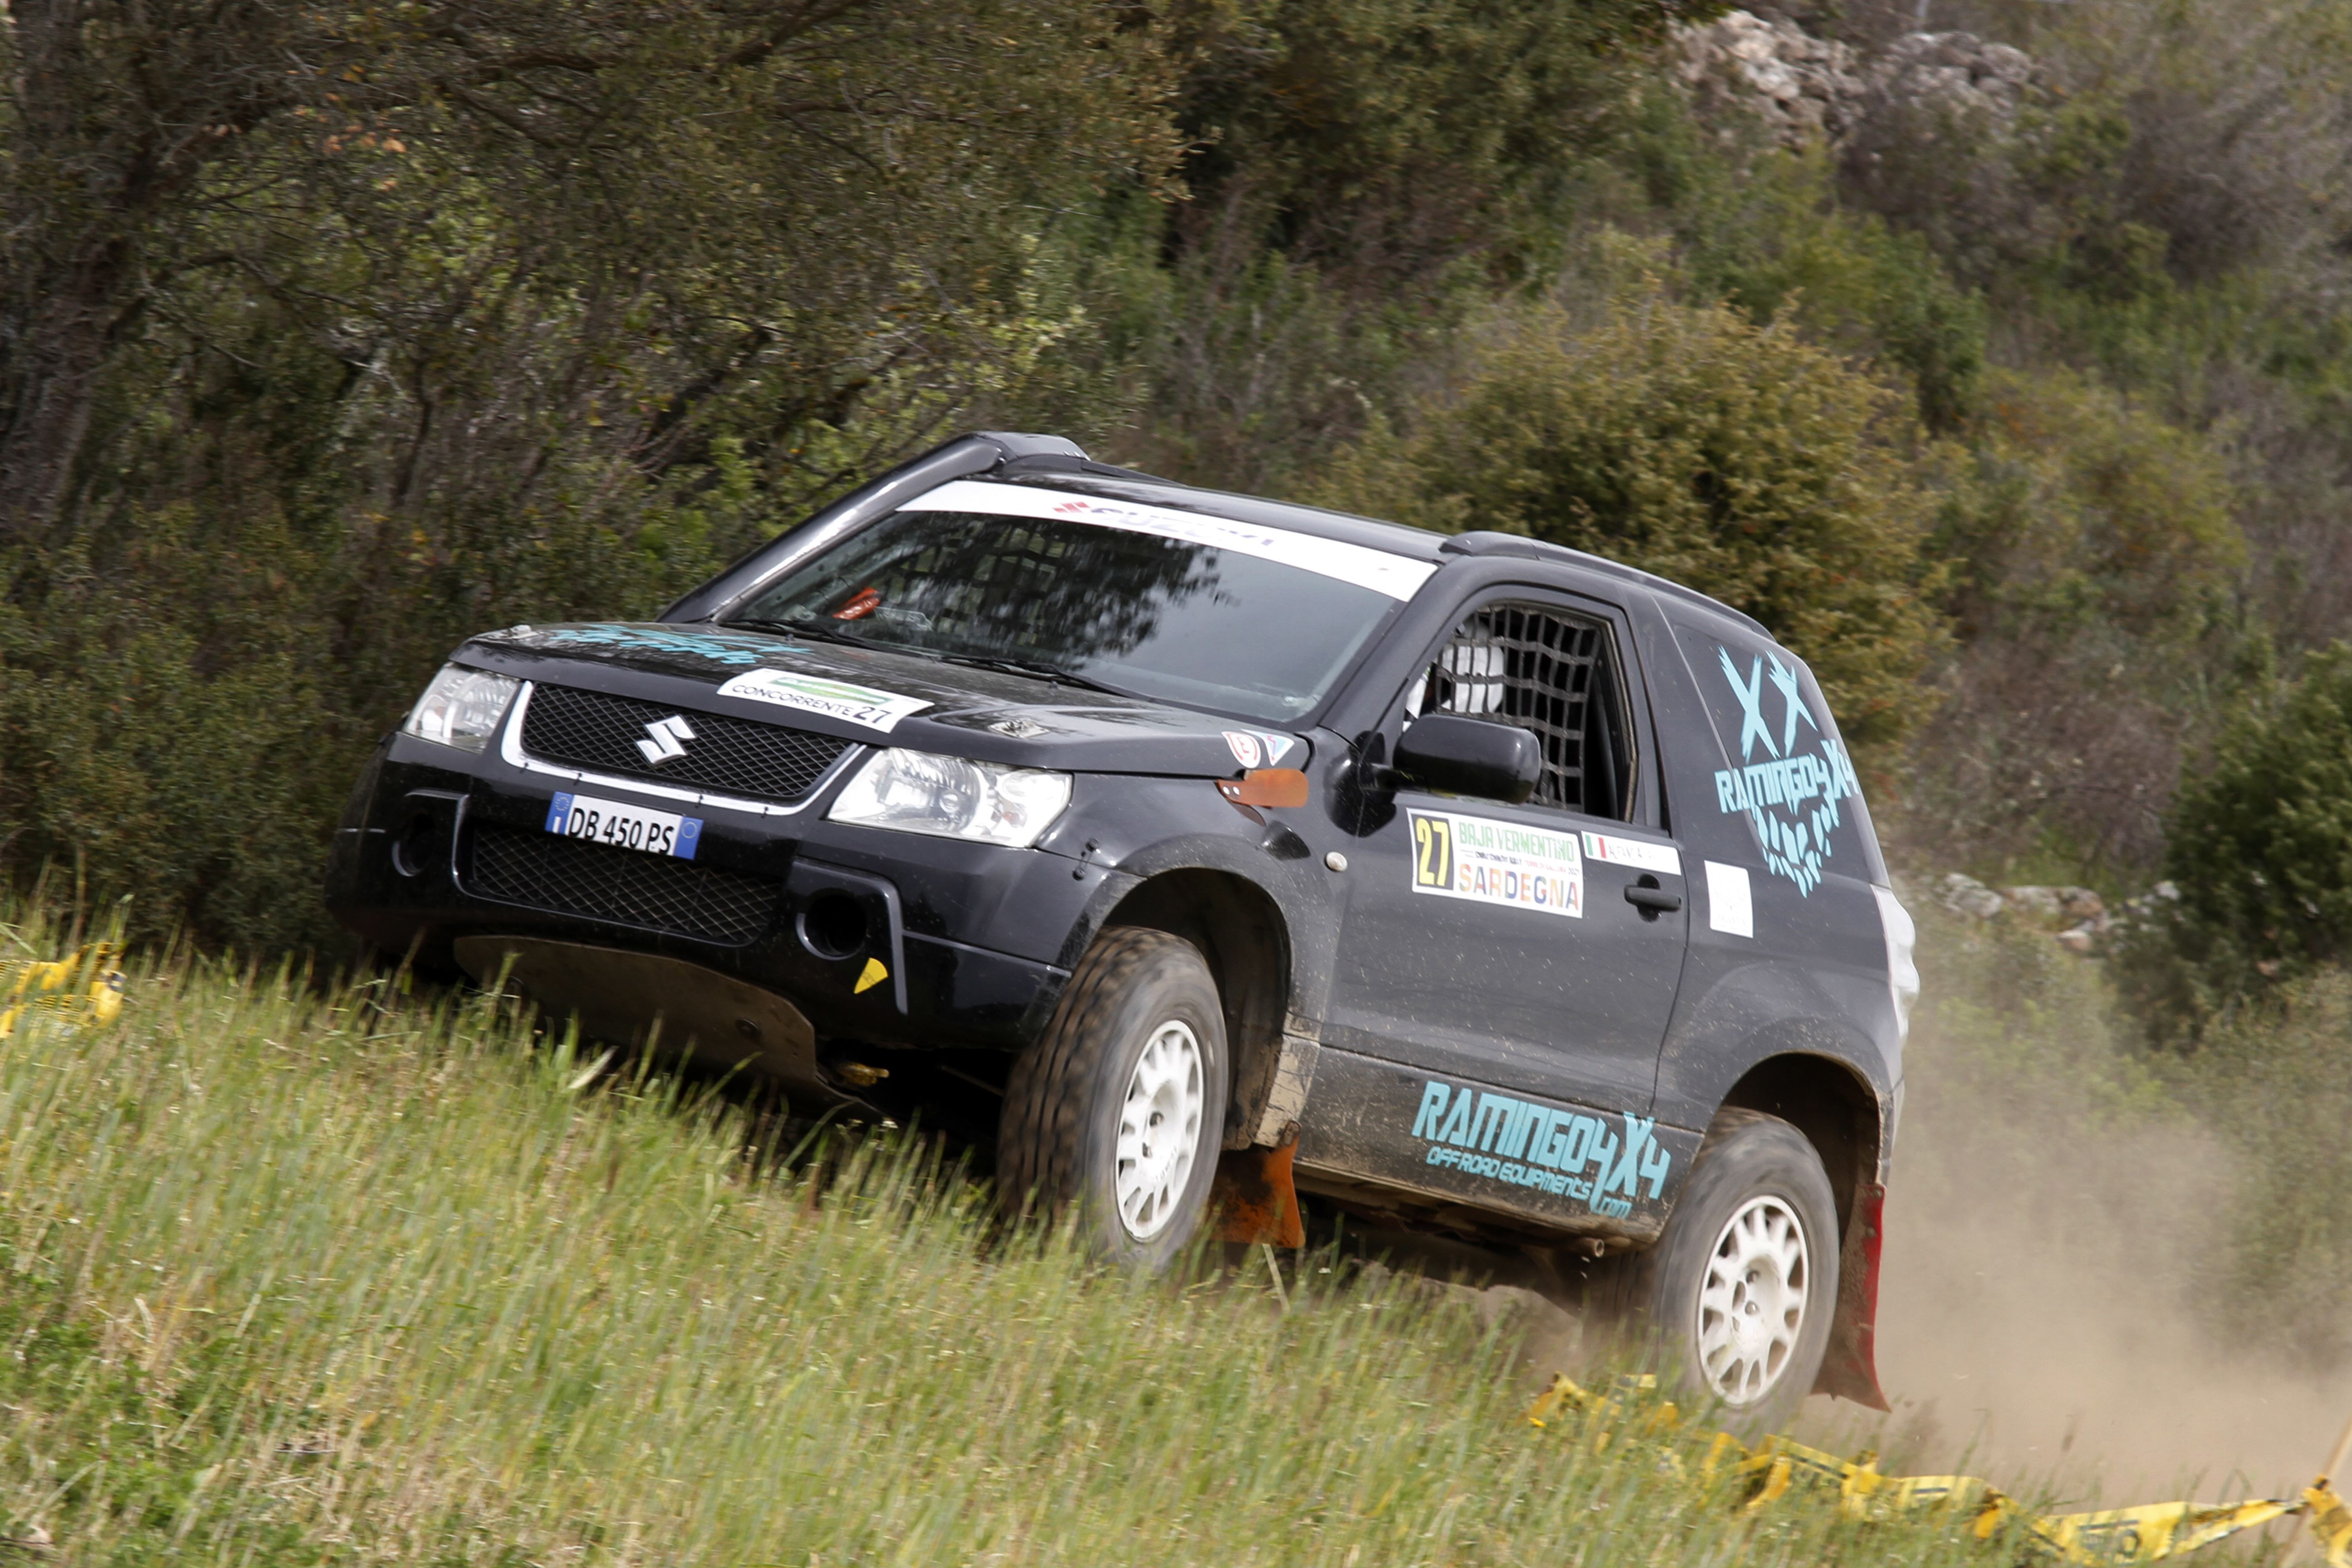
left=1405, top=599, right=1636, bottom=820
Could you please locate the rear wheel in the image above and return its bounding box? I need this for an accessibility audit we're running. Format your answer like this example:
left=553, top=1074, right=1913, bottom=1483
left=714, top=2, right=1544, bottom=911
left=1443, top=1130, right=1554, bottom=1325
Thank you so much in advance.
left=996, top=927, right=1230, bottom=1269
left=1594, top=1109, right=1838, bottom=1428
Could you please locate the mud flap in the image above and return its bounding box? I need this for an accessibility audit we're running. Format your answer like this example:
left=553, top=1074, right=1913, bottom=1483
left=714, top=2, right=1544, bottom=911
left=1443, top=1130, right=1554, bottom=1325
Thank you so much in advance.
left=1211, top=1140, right=1305, bottom=1248
left=1812, top=1179, right=1888, bottom=1409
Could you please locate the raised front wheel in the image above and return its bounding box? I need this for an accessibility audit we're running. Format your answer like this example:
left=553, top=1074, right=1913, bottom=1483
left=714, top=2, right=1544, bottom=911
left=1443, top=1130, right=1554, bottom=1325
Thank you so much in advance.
left=996, top=927, right=1230, bottom=1269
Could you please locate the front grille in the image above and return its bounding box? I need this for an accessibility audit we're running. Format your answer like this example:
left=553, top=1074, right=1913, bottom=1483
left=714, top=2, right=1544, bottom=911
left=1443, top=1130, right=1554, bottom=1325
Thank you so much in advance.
left=521, top=683, right=852, bottom=803
left=464, top=824, right=780, bottom=946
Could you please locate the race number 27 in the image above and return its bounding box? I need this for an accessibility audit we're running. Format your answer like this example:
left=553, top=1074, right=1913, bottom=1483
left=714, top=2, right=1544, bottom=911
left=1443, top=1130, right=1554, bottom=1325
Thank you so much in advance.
left=1411, top=811, right=1454, bottom=891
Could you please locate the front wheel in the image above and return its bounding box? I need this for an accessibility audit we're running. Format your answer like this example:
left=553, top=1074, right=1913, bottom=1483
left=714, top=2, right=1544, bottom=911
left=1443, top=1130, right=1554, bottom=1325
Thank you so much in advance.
left=1594, top=1109, right=1838, bottom=1428
left=996, top=927, right=1230, bottom=1269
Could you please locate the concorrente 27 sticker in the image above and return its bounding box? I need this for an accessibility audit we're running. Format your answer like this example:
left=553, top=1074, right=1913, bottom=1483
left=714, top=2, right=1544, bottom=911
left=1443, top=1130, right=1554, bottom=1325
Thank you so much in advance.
left=716, top=670, right=932, bottom=732
left=1406, top=808, right=1583, bottom=917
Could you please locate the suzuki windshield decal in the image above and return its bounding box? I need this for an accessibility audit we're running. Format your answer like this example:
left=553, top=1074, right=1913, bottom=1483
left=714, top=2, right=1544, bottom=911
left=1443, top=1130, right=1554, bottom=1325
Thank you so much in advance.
left=1712, top=646, right=1861, bottom=896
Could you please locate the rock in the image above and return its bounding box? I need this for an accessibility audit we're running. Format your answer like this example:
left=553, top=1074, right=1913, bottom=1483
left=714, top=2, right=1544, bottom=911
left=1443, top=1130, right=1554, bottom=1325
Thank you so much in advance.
left=1999, top=884, right=2067, bottom=919
left=1871, top=30, right=2040, bottom=119
left=1673, top=10, right=1864, bottom=149
left=1996, top=884, right=2106, bottom=921
left=1939, top=872, right=2008, bottom=920
left=1672, top=9, right=2043, bottom=152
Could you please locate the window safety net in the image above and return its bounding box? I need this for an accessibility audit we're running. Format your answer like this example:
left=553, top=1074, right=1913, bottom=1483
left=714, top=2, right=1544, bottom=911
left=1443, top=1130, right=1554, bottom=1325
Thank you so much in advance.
left=1416, top=602, right=1630, bottom=818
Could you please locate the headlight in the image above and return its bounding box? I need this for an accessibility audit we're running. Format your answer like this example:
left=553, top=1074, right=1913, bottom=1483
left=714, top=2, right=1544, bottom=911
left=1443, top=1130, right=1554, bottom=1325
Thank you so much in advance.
left=828, top=748, right=1072, bottom=848
left=401, top=665, right=519, bottom=753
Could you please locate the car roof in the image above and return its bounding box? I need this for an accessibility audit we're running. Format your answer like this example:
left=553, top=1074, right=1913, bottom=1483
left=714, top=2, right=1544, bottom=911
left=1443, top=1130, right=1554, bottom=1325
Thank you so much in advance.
left=985, top=460, right=1772, bottom=640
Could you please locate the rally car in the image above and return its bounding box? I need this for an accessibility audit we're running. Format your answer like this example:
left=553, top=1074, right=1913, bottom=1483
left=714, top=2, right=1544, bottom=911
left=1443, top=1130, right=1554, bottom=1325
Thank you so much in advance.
left=326, top=430, right=1919, bottom=1421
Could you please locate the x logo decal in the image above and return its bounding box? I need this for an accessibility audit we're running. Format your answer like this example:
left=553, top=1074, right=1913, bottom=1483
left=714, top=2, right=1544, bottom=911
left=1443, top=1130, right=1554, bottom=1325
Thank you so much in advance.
left=1718, top=648, right=1778, bottom=760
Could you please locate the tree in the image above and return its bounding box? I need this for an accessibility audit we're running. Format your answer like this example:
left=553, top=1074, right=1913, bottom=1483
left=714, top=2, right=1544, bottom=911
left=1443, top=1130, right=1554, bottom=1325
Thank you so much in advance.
left=0, top=0, right=1175, bottom=539
left=2126, top=647, right=2352, bottom=1044
left=0, top=0, right=1176, bottom=948
left=1310, top=291, right=1945, bottom=749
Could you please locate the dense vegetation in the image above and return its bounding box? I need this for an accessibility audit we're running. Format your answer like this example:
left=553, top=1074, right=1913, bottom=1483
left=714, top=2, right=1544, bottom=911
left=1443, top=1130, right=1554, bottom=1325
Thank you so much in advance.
left=11, top=8, right=2352, bottom=1056
left=2, top=0, right=2342, bottom=955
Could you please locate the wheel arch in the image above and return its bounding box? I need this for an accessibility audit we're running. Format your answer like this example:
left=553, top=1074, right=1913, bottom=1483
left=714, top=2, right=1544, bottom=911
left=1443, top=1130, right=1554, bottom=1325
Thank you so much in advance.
left=1101, top=868, right=1291, bottom=1152
left=1718, top=1049, right=1891, bottom=1411
left=1719, top=1051, right=1881, bottom=1231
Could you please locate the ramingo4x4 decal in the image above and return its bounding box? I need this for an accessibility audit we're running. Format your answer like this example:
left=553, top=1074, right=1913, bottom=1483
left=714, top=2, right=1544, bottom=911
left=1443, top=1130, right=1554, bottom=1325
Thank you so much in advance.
left=1413, top=1079, right=1671, bottom=1220
left=1713, top=647, right=1862, bottom=897
left=1294, top=1052, right=1706, bottom=1237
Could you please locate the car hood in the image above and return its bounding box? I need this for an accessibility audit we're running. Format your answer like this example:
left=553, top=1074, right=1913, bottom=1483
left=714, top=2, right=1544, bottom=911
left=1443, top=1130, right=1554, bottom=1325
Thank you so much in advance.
left=456, top=621, right=1312, bottom=776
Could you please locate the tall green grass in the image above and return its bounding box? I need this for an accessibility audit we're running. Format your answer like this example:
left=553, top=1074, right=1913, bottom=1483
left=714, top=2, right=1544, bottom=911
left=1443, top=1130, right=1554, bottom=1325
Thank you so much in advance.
left=0, top=913, right=2151, bottom=1565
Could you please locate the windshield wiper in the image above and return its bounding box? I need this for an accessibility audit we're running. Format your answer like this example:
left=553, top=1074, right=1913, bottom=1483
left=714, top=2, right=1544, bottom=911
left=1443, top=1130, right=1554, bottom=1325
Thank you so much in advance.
left=724, top=616, right=873, bottom=648
left=934, top=652, right=1131, bottom=698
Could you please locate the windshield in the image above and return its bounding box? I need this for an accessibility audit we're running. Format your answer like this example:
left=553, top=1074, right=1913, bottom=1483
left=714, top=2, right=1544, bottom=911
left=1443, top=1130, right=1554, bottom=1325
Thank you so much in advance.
left=726, top=494, right=1421, bottom=724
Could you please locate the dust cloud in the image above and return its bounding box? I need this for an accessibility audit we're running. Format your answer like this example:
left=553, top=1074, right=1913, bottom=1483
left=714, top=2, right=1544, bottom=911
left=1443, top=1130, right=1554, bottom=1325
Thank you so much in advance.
left=1795, top=1030, right=2352, bottom=1504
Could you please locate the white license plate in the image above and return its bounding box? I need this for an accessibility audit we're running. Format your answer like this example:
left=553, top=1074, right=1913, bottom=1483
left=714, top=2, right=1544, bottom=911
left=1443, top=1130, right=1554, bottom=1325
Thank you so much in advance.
left=542, top=793, right=702, bottom=860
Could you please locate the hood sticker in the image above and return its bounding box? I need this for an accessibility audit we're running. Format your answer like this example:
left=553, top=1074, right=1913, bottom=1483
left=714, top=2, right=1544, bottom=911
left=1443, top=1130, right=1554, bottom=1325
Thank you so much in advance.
left=717, top=670, right=932, bottom=732
left=496, top=623, right=785, bottom=666
left=1223, top=729, right=1299, bottom=769
left=1712, top=647, right=1862, bottom=896
left=1410, top=1079, right=1671, bottom=1221
left=1581, top=831, right=1681, bottom=877
left=1407, top=808, right=1584, bottom=918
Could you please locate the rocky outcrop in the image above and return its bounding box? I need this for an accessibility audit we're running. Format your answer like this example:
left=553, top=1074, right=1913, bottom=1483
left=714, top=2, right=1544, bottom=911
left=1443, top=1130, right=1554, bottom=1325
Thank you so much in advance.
left=1872, top=29, right=2036, bottom=122
left=1672, top=10, right=1865, bottom=148
left=1936, top=874, right=2179, bottom=956
left=1673, top=9, right=2044, bottom=151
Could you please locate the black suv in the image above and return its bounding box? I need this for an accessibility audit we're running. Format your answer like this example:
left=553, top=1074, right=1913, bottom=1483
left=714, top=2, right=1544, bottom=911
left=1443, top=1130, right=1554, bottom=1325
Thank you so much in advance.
left=328, top=431, right=1919, bottom=1420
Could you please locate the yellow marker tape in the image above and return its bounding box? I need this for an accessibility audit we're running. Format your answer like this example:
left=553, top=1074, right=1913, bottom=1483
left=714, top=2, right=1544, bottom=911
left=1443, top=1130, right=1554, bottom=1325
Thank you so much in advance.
left=1526, top=1372, right=2317, bottom=1564
left=2307, top=1480, right=2352, bottom=1567
left=0, top=945, right=126, bottom=1039
left=854, top=957, right=888, bottom=995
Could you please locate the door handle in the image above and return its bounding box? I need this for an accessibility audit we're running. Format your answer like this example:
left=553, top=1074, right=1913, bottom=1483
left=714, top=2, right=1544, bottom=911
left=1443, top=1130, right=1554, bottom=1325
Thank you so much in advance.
left=1624, top=877, right=1682, bottom=917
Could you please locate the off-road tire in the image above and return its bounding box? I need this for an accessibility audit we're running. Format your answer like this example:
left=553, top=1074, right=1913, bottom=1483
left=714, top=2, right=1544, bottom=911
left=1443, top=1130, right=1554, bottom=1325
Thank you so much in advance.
left=1593, top=1108, right=1838, bottom=1430
left=997, top=926, right=1230, bottom=1269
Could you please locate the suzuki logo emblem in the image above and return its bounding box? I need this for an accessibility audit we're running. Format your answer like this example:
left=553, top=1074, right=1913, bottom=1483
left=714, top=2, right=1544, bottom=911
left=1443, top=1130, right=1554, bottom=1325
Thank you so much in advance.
left=637, top=713, right=696, bottom=765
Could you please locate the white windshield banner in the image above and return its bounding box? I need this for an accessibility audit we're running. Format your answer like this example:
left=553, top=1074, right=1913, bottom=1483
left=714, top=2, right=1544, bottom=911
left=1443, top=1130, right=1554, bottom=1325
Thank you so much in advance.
left=902, top=479, right=1438, bottom=602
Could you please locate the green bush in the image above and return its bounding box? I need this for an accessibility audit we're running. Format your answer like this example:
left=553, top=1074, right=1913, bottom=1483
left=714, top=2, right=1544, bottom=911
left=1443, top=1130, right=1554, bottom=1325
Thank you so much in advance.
left=2124, top=646, right=2352, bottom=1041
left=1892, top=366, right=2254, bottom=875
left=1308, top=289, right=1946, bottom=750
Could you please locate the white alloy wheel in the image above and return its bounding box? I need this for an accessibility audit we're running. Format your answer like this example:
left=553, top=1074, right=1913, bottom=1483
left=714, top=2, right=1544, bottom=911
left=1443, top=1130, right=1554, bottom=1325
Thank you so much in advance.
left=1694, top=1194, right=1811, bottom=1406
left=1113, top=1019, right=1206, bottom=1240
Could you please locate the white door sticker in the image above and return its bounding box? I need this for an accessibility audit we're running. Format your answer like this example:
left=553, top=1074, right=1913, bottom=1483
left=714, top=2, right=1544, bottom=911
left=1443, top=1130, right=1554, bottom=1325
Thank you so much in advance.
left=717, top=670, right=932, bottom=732
left=1582, top=831, right=1683, bottom=877
left=1407, top=808, right=1584, bottom=918
left=1705, top=861, right=1754, bottom=938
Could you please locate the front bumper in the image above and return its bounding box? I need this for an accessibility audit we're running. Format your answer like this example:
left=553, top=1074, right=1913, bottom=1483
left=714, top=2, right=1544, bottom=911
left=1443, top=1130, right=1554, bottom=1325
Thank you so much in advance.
left=326, top=724, right=1117, bottom=1060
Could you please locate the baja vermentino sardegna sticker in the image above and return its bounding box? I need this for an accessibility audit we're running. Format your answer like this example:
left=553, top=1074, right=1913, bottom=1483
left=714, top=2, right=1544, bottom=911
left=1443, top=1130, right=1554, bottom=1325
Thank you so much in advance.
left=1406, top=808, right=1585, bottom=918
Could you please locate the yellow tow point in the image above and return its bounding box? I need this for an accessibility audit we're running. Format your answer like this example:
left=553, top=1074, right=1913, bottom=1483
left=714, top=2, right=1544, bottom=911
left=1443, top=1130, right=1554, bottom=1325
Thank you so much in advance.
left=854, top=958, right=888, bottom=995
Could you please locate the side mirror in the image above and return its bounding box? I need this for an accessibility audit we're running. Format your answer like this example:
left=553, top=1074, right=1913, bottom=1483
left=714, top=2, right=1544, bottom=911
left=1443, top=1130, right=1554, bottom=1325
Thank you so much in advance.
left=1393, top=714, right=1543, bottom=804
